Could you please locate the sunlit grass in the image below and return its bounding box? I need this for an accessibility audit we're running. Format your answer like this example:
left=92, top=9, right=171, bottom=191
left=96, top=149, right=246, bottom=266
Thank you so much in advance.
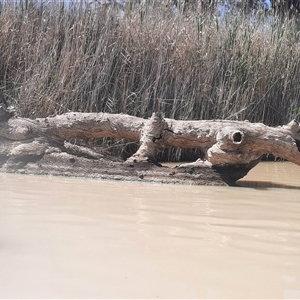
left=0, top=0, right=299, bottom=159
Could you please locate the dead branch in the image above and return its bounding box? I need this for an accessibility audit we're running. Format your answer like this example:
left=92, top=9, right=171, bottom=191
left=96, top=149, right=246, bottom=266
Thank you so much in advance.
left=0, top=105, right=299, bottom=185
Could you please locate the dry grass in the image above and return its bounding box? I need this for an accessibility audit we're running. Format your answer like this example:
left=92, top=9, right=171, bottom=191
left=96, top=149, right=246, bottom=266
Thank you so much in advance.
left=0, top=1, right=299, bottom=159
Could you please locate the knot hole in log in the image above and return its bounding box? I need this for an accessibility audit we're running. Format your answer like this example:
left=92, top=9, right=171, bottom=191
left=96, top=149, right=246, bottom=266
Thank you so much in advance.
left=232, top=131, right=243, bottom=144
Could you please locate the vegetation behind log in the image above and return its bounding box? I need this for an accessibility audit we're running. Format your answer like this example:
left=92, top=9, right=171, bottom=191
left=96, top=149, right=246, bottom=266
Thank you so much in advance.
left=0, top=0, right=299, bottom=160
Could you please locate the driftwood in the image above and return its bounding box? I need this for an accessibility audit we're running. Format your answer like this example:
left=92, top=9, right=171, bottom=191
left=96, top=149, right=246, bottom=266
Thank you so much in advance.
left=0, top=104, right=299, bottom=185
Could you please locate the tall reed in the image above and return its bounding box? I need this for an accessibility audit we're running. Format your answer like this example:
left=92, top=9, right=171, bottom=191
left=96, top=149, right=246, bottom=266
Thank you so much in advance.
left=0, top=1, right=299, bottom=159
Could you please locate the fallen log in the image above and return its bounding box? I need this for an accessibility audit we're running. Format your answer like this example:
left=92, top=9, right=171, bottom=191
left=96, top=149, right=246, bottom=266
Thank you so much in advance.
left=0, top=104, right=299, bottom=185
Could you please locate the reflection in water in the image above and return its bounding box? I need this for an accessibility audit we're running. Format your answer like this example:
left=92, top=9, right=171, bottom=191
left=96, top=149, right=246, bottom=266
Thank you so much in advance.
left=238, top=180, right=300, bottom=189
left=0, top=162, right=299, bottom=298
left=238, top=161, right=300, bottom=189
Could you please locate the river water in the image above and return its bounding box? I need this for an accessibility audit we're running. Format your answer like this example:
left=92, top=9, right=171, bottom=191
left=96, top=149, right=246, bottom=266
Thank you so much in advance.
left=0, top=162, right=299, bottom=299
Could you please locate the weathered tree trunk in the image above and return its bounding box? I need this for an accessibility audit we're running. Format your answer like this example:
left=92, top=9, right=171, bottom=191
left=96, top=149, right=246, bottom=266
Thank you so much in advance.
left=0, top=105, right=299, bottom=185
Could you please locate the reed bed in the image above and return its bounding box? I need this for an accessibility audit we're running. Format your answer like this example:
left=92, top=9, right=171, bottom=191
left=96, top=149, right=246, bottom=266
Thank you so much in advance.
left=0, top=1, right=299, bottom=160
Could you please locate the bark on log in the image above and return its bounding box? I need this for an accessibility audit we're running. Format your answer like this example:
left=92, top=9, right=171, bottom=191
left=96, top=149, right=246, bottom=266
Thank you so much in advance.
left=0, top=104, right=299, bottom=185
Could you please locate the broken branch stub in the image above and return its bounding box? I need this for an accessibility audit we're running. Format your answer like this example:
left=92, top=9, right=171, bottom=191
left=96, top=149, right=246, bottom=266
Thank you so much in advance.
left=0, top=105, right=299, bottom=185
left=126, top=113, right=167, bottom=164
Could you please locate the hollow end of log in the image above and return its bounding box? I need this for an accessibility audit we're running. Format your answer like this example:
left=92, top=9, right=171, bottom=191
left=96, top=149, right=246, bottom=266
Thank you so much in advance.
left=0, top=104, right=16, bottom=122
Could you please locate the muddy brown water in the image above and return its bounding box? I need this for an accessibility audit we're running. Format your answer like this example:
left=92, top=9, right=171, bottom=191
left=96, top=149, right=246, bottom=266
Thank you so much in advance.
left=0, top=162, right=299, bottom=299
